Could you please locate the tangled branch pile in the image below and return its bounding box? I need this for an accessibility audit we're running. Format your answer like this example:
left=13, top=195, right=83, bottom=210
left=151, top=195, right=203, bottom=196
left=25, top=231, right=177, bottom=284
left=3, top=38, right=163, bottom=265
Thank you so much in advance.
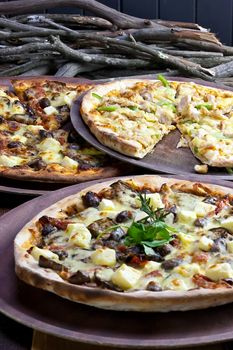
left=1, top=0, right=233, bottom=85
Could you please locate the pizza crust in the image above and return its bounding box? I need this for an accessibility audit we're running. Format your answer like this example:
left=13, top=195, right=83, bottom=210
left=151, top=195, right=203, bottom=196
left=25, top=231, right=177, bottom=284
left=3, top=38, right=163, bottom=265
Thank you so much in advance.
left=14, top=174, right=233, bottom=312
left=0, top=165, right=125, bottom=184
left=81, top=79, right=166, bottom=159
left=176, top=125, right=233, bottom=168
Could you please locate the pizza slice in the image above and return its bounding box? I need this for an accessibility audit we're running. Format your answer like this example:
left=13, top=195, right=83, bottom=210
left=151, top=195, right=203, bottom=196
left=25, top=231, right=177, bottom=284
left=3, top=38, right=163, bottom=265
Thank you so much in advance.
left=176, top=82, right=233, bottom=167
left=0, top=118, right=122, bottom=182
left=13, top=79, right=93, bottom=130
left=81, top=79, right=179, bottom=158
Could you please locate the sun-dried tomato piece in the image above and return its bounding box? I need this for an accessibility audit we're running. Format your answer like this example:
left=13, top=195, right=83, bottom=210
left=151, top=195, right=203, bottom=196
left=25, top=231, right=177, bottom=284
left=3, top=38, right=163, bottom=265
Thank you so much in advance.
left=192, top=252, right=209, bottom=264
left=193, top=274, right=231, bottom=289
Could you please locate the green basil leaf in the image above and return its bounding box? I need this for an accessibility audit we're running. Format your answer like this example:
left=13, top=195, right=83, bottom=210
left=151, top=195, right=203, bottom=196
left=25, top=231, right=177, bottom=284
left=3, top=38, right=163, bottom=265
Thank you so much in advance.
left=142, top=239, right=169, bottom=248
left=127, top=222, right=145, bottom=243
left=124, top=236, right=135, bottom=246
left=142, top=244, right=156, bottom=256
left=124, top=194, right=175, bottom=249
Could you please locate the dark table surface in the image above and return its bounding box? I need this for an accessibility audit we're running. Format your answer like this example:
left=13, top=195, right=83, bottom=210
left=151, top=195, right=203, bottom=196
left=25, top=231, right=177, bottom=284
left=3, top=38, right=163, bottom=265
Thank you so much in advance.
left=0, top=194, right=33, bottom=350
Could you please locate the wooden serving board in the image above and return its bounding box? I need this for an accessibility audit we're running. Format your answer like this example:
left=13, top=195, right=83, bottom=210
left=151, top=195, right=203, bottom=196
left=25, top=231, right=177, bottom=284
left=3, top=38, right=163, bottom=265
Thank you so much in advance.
left=71, top=76, right=233, bottom=180
left=2, top=175, right=233, bottom=349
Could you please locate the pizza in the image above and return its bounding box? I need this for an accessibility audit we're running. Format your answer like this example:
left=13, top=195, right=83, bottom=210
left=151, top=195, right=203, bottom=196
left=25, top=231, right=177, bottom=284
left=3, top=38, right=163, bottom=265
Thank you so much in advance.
left=81, top=79, right=178, bottom=158
left=13, top=79, right=94, bottom=130
left=0, top=86, right=37, bottom=125
left=14, top=175, right=233, bottom=312
left=0, top=118, right=120, bottom=182
left=0, top=79, right=123, bottom=183
left=80, top=77, right=233, bottom=168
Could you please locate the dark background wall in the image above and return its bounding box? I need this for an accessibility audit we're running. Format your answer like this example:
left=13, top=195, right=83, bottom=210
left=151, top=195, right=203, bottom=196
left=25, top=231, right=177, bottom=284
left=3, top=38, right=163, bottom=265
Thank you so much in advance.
left=3, top=0, right=233, bottom=45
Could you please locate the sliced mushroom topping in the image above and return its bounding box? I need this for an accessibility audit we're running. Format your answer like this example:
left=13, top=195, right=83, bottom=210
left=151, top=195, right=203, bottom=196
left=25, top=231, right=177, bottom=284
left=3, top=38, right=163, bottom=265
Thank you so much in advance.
left=39, top=129, right=53, bottom=139
left=41, top=224, right=57, bottom=237
left=51, top=249, right=68, bottom=260
left=115, top=210, right=133, bottom=223
left=57, top=105, right=69, bottom=114
left=210, top=238, right=226, bottom=253
left=78, top=163, right=94, bottom=171
left=224, top=278, right=233, bottom=286
left=39, top=256, right=63, bottom=271
left=94, top=273, right=123, bottom=291
left=10, top=114, right=36, bottom=124
left=109, top=227, right=126, bottom=241
left=110, top=180, right=139, bottom=207
left=39, top=97, right=50, bottom=109
left=209, top=227, right=231, bottom=238
left=168, top=205, right=177, bottom=223
left=146, top=281, right=162, bottom=291
left=88, top=218, right=114, bottom=238
left=68, top=270, right=91, bottom=285
left=156, top=244, right=172, bottom=257
left=67, top=143, right=80, bottom=150
left=27, top=158, right=46, bottom=170
left=7, top=141, right=22, bottom=148
left=194, top=218, right=207, bottom=228
left=161, top=258, right=182, bottom=271
left=203, top=196, right=218, bottom=205
left=82, top=191, right=100, bottom=208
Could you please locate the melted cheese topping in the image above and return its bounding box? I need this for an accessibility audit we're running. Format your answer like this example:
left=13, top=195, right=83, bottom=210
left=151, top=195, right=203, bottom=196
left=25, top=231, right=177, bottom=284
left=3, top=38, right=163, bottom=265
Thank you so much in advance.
left=83, top=80, right=233, bottom=164
left=0, top=119, right=108, bottom=172
left=29, top=180, right=233, bottom=293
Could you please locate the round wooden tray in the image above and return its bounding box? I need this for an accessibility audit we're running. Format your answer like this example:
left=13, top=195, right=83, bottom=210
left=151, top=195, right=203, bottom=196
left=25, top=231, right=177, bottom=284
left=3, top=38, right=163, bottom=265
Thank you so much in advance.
left=70, top=77, right=233, bottom=180
left=2, top=174, right=233, bottom=348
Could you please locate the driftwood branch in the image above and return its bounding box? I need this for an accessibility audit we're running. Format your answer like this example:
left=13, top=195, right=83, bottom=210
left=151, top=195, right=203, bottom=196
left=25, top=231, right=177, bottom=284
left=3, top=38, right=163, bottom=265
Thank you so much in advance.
left=147, top=46, right=223, bottom=58
left=14, top=14, right=113, bottom=29
left=174, top=39, right=223, bottom=53
left=0, top=42, right=53, bottom=56
left=55, top=61, right=102, bottom=77
left=0, top=17, right=221, bottom=53
left=51, top=35, right=214, bottom=80
left=153, top=20, right=209, bottom=32
left=51, top=36, right=152, bottom=68
left=19, top=65, right=51, bottom=76
left=0, top=52, right=60, bottom=62
left=212, top=60, right=233, bottom=78
left=0, top=59, right=52, bottom=76
left=128, top=27, right=221, bottom=46
left=0, top=0, right=230, bottom=80
left=189, top=56, right=233, bottom=68
left=81, top=69, right=180, bottom=80
left=0, top=0, right=157, bottom=30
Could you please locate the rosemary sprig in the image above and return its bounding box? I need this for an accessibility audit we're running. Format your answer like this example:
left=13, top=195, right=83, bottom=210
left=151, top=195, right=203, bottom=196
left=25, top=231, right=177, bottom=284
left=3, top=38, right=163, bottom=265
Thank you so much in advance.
left=124, top=193, right=176, bottom=255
